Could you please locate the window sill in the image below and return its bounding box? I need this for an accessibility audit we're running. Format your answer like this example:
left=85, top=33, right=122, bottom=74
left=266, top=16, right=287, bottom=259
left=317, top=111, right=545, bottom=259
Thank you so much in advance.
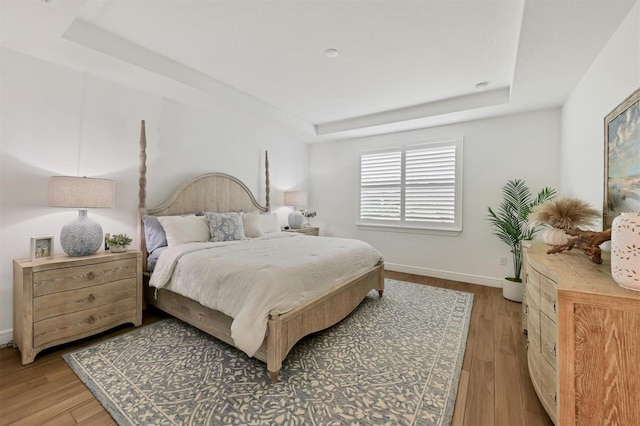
left=356, top=222, right=461, bottom=237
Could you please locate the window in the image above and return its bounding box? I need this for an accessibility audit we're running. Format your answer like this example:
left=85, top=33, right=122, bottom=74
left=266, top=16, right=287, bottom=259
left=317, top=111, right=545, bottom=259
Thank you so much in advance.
left=359, top=137, right=462, bottom=233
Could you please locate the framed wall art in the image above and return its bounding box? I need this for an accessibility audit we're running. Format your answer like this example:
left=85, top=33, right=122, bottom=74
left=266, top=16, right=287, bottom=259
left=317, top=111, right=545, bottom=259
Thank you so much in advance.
left=603, top=87, right=640, bottom=229
left=30, top=236, right=54, bottom=261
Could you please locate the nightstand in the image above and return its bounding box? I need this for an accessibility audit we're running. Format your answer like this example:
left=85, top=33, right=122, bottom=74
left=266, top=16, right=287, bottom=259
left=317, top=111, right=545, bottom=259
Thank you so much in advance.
left=284, top=227, right=319, bottom=236
left=13, top=250, right=142, bottom=365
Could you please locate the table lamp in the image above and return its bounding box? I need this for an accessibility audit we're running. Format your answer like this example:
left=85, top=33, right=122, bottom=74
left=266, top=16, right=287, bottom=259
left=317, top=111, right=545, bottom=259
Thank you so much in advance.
left=49, top=176, right=115, bottom=256
left=284, top=191, right=307, bottom=229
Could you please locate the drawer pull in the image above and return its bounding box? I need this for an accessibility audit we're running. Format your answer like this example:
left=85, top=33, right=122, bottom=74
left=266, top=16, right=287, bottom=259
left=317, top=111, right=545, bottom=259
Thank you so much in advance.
left=524, top=304, right=529, bottom=314
left=553, top=301, right=556, bottom=313
left=87, top=271, right=95, bottom=280
left=553, top=344, right=556, bottom=356
left=554, top=393, right=558, bottom=406
left=88, top=294, right=95, bottom=302
left=88, top=315, right=96, bottom=324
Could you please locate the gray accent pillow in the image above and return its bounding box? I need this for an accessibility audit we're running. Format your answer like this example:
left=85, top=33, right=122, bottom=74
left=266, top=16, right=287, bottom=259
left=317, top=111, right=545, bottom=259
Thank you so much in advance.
left=206, top=212, right=247, bottom=242
left=142, top=215, right=167, bottom=254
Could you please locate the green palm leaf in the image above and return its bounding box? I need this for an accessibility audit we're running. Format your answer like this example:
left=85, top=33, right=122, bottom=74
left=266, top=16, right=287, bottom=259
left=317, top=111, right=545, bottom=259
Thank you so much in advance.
left=488, top=179, right=556, bottom=280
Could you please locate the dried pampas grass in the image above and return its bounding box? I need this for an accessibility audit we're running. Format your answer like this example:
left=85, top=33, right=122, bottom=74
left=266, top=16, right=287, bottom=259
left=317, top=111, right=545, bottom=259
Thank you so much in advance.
left=528, top=197, right=600, bottom=230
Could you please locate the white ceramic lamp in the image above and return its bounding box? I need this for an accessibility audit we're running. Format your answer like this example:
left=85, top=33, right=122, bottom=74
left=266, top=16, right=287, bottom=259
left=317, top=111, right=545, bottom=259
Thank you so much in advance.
left=284, top=191, right=307, bottom=230
left=49, top=176, right=115, bottom=256
left=611, top=212, right=640, bottom=291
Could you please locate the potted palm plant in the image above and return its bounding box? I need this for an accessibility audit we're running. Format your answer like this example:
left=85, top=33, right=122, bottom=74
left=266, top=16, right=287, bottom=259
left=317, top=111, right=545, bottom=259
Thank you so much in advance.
left=487, top=179, right=555, bottom=302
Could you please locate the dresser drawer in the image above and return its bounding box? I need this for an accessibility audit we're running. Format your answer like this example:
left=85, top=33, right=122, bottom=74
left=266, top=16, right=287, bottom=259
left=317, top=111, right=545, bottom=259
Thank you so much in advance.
left=538, top=356, right=558, bottom=423
left=527, top=302, right=541, bottom=350
left=33, top=278, right=137, bottom=322
left=527, top=266, right=541, bottom=306
left=526, top=280, right=540, bottom=311
left=33, top=297, right=137, bottom=349
left=529, top=344, right=558, bottom=424
left=33, top=258, right=137, bottom=297
left=522, top=290, right=529, bottom=333
left=540, top=312, right=557, bottom=368
left=539, top=275, right=557, bottom=321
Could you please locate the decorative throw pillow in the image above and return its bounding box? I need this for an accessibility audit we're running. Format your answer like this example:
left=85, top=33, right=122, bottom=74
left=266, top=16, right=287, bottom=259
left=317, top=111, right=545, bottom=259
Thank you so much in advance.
left=157, top=215, right=210, bottom=246
left=142, top=213, right=197, bottom=252
left=260, top=212, right=281, bottom=234
left=207, top=212, right=247, bottom=242
left=142, top=215, right=168, bottom=253
left=243, top=210, right=264, bottom=238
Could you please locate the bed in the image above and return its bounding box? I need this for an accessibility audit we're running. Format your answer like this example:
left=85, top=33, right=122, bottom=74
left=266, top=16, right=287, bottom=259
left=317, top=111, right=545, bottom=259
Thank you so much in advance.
left=136, top=121, right=384, bottom=383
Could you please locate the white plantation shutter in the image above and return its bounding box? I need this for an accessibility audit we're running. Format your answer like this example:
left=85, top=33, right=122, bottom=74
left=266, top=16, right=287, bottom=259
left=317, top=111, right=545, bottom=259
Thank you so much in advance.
left=405, top=144, right=456, bottom=223
left=359, top=138, right=462, bottom=232
left=360, top=150, right=402, bottom=221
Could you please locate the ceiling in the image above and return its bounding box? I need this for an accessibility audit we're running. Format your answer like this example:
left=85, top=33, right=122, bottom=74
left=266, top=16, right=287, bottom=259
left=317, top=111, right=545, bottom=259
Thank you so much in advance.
left=1, top=0, right=636, bottom=142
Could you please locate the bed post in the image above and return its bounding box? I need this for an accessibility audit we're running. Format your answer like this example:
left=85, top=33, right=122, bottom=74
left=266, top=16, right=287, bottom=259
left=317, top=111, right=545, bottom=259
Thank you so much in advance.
left=265, top=150, right=270, bottom=211
left=138, top=120, right=148, bottom=271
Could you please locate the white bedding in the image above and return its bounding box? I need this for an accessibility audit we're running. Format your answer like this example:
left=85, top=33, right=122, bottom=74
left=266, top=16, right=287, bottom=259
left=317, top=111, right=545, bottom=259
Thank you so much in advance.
left=150, top=232, right=383, bottom=357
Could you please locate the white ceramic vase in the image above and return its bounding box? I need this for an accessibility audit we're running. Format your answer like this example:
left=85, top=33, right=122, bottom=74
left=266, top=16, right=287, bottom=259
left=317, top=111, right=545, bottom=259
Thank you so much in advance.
left=541, top=227, right=569, bottom=245
left=288, top=210, right=304, bottom=229
left=611, top=212, right=640, bottom=291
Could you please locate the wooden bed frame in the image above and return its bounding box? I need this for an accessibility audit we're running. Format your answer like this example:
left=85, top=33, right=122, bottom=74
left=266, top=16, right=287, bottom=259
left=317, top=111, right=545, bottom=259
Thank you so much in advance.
left=136, top=121, right=384, bottom=383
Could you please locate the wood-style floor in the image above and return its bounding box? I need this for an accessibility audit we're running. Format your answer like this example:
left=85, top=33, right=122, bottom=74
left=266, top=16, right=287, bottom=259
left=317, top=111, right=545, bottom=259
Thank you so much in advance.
left=0, top=271, right=552, bottom=426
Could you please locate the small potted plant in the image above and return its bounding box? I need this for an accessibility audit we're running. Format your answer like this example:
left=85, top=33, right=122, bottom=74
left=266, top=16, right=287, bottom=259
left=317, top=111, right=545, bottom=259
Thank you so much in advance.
left=300, top=209, right=317, bottom=227
left=487, top=179, right=555, bottom=302
left=106, top=233, right=133, bottom=253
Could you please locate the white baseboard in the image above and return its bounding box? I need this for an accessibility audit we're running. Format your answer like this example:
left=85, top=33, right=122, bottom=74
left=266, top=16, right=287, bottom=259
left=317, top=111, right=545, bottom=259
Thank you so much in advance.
left=0, top=328, right=13, bottom=346
left=385, top=262, right=503, bottom=288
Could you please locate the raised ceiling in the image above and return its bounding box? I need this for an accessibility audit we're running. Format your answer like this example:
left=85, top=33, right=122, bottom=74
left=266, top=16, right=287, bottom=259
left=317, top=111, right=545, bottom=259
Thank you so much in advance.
left=1, top=0, right=636, bottom=141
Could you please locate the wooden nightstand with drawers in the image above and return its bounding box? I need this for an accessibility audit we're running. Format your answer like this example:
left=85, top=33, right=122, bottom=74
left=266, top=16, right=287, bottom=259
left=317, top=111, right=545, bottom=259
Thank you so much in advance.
left=283, top=227, right=319, bottom=236
left=13, top=250, right=142, bottom=365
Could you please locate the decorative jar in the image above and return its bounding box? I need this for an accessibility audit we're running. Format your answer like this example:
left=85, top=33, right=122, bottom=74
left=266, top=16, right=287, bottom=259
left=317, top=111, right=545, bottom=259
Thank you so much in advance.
left=541, top=227, right=569, bottom=245
left=611, top=212, right=640, bottom=291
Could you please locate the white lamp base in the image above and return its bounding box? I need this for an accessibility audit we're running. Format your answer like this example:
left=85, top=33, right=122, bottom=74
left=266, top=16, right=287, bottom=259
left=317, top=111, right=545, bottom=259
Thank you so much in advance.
left=288, top=211, right=304, bottom=229
left=60, top=209, right=103, bottom=256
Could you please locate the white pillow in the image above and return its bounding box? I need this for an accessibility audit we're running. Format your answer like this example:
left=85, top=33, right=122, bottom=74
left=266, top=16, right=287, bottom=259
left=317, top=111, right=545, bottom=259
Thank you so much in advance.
left=243, top=210, right=264, bottom=238
left=157, top=215, right=210, bottom=246
left=260, top=212, right=281, bottom=234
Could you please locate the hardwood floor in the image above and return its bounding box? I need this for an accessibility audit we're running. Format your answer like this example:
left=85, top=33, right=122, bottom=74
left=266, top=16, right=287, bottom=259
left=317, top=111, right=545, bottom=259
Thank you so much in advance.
left=0, top=271, right=552, bottom=425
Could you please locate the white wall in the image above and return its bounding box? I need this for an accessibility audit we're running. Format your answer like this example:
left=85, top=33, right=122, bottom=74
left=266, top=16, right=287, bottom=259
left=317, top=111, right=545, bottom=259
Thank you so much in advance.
left=0, top=48, right=311, bottom=343
left=309, top=109, right=561, bottom=286
left=561, top=2, right=640, bottom=216
left=309, top=2, right=640, bottom=291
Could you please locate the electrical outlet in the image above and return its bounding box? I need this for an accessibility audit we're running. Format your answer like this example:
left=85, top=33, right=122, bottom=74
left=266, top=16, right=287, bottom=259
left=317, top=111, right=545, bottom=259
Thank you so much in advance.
left=499, top=256, right=507, bottom=266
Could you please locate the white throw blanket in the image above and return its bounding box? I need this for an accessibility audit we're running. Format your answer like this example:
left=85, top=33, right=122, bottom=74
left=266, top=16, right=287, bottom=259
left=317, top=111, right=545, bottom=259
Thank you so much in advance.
left=150, top=233, right=383, bottom=357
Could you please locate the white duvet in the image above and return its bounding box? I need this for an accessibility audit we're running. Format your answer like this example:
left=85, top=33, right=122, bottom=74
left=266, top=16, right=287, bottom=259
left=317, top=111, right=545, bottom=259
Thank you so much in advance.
left=150, top=232, right=383, bottom=357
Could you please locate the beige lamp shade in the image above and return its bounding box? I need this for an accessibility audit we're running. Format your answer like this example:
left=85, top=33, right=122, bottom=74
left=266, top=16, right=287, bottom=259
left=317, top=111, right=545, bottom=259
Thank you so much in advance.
left=49, top=176, right=115, bottom=257
left=284, top=191, right=307, bottom=207
left=49, top=176, right=115, bottom=208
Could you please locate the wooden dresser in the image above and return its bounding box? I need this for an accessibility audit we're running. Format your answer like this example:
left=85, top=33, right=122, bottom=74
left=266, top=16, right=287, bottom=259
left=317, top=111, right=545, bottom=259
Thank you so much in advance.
left=13, top=250, right=142, bottom=365
left=523, top=241, right=640, bottom=425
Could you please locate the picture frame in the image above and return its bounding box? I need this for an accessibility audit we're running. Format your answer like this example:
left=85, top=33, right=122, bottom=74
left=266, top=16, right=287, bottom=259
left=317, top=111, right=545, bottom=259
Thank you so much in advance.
left=603, top=87, right=640, bottom=229
left=30, top=236, right=54, bottom=261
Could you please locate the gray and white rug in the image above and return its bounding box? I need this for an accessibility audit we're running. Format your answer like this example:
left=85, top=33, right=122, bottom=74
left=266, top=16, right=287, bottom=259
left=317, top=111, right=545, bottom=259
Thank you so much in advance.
left=64, top=279, right=473, bottom=425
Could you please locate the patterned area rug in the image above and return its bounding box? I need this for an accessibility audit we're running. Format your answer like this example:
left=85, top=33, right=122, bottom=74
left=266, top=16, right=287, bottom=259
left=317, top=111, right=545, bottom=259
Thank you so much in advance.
left=64, top=279, right=473, bottom=425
